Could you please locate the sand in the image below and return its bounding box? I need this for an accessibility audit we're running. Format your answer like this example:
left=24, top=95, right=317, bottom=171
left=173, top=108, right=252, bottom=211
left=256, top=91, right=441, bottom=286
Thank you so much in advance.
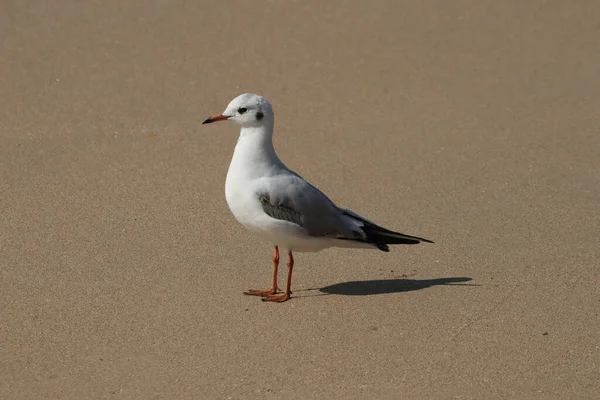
left=2, top=1, right=599, bottom=398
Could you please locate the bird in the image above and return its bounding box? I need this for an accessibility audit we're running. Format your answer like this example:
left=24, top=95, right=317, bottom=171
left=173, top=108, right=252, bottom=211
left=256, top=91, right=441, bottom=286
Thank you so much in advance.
left=203, top=93, right=433, bottom=302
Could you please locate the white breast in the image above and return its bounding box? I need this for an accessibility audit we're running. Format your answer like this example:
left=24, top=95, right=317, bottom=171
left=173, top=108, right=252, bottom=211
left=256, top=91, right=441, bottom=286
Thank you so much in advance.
left=224, top=130, right=279, bottom=232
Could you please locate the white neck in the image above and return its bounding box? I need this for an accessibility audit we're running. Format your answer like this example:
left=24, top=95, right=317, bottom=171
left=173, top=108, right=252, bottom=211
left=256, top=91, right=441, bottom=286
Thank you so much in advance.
left=226, top=120, right=286, bottom=186
left=238, top=123, right=277, bottom=163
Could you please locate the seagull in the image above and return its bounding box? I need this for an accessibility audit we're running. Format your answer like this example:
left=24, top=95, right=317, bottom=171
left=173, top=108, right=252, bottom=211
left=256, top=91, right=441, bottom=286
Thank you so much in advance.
left=203, top=93, right=433, bottom=302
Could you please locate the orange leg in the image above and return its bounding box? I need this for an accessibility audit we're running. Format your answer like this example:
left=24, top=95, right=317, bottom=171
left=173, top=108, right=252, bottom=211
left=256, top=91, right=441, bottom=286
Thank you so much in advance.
left=244, top=246, right=280, bottom=296
left=262, top=251, right=293, bottom=302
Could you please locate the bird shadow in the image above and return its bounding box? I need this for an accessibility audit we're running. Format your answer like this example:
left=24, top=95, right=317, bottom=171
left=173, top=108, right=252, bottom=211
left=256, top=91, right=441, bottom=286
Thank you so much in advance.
left=301, top=277, right=475, bottom=297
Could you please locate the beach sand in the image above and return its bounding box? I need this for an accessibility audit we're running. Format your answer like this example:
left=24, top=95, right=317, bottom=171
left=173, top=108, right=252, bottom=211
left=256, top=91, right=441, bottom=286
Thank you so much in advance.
left=2, top=1, right=599, bottom=398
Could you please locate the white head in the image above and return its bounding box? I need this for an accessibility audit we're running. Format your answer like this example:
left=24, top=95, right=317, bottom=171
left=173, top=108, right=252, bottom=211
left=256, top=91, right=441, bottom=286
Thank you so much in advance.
left=203, top=93, right=274, bottom=128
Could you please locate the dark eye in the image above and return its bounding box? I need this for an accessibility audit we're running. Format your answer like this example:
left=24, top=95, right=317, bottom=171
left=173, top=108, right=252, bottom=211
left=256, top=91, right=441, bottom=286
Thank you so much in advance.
left=238, top=107, right=248, bottom=114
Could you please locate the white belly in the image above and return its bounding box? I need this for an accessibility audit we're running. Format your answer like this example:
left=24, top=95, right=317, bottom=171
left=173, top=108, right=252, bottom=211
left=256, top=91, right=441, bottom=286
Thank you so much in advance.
left=225, top=183, right=332, bottom=252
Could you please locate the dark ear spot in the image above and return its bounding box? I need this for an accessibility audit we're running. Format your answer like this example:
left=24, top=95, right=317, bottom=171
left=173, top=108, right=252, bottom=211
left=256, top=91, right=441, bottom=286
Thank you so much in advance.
left=256, top=111, right=264, bottom=121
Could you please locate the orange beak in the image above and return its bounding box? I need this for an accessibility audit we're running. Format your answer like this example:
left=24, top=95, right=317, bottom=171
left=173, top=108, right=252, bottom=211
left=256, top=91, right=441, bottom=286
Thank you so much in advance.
left=202, top=114, right=229, bottom=124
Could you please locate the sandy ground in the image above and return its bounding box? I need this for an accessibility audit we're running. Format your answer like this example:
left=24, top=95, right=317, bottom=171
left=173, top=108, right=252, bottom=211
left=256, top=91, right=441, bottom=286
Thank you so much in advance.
left=2, top=1, right=599, bottom=399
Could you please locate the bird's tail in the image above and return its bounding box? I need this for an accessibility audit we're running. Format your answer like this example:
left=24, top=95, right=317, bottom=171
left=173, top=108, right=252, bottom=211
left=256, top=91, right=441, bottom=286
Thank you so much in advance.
left=340, top=209, right=433, bottom=252
left=361, top=224, right=434, bottom=251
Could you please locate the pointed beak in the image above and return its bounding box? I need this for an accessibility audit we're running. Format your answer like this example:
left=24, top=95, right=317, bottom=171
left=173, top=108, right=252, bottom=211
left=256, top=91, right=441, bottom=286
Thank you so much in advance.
left=202, top=114, right=229, bottom=124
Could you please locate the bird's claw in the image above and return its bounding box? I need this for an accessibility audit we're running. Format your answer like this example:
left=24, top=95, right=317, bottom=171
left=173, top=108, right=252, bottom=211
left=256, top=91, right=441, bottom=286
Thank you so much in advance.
left=243, top=288, right=280, bottom=296
left=260, top=293, right=291, bottom=302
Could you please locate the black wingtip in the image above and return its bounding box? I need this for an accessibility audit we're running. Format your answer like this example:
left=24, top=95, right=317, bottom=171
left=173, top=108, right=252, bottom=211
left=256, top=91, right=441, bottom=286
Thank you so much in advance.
left=377, top=244, right=390, bottom=252
left=360, top=226, right=434, bottom=246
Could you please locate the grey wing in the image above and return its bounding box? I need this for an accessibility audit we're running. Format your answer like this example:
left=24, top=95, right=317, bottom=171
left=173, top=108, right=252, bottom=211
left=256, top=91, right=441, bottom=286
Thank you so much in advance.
left=257, top=175, right=365, bottom=240
left=258, top=193, right=303, bottom=226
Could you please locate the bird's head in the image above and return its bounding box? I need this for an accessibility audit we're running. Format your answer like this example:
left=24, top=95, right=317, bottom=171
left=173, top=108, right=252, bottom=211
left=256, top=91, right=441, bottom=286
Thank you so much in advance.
left=203, top=93, right=274, bottom=128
